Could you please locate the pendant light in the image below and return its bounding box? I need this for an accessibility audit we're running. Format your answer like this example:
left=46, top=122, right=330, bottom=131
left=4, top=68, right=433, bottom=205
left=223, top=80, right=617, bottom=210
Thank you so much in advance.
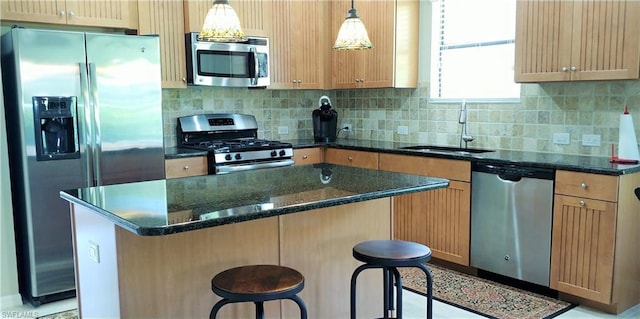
left=200, top=0, right=247, bottom=42
left=333, top=0, right=373, bottom=50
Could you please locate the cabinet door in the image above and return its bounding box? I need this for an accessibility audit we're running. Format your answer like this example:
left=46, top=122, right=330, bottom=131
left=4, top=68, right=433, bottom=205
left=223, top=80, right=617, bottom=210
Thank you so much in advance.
left=138, top=0, right=187, bottom=88
left=550, top=195, right=616, bottom=304
left=357, top=0, right=394, bottom=88
left=270, top=0, right=327, bottom=89
left=331, top=0, right=365, bottom=88
left=183, top=0, right=270, bottom=36
left=514, top=0, right=574, bottom=82
left=393, top=180, right=470, bottom=266
left=0, top=0, right=67, bottom=24
left=165, top=157, right=208, bottom=178
left=293, top=147, right=324, bottom=166
left=65, top=0, right=137, bottom=29
left=569, top=0, right=640, bottom=81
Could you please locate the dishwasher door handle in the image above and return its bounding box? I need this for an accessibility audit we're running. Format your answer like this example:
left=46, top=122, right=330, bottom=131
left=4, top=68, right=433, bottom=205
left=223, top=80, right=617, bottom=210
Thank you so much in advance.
left=498, top=174, right=522, bottom=182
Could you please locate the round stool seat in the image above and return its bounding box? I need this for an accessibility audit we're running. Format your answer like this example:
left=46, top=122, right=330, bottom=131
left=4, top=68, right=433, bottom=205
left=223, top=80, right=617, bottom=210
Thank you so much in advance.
left=353, top=239, right=432, bottom=267
left=211, top=265, right=304, bottom=303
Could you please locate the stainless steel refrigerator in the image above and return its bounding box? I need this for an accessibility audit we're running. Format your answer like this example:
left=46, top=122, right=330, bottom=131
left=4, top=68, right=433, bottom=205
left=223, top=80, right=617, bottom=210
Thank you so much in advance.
left=1, top=28, right=165, bottom=305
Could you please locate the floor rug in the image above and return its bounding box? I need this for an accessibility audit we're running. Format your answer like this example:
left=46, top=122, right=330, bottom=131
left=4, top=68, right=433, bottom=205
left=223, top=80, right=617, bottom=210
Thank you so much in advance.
left=36, top=309, right=78, bottom=319
left=400, top=263, right=576, bottom=319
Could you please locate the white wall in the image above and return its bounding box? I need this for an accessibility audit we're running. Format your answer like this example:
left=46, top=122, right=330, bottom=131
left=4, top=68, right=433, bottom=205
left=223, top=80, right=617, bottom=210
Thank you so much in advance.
left=0, top=65, right=22, bottom=308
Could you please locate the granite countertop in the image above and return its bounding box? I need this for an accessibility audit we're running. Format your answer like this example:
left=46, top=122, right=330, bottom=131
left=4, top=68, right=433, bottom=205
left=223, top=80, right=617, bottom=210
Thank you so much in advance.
left=283, top=139, right=640, bottom=176
left=60, top=164, right=449, bottom=236
left=165, top=139, right=640, bottom=175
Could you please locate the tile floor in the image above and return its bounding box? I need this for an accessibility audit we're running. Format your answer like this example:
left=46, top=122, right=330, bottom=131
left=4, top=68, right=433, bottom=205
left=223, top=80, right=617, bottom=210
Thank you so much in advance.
left=2, top=290, right=639, bottom=319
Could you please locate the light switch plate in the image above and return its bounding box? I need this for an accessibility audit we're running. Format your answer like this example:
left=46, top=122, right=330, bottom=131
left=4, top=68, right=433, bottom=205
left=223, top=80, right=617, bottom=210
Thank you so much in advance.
left=553, top=133, right=570, bottom=145
left=397, top=126, right=409, bottom=135
left=88, top=241, right=100, bottom=263
left=582, top=134, right=601, bottom=147
left=277, top=126, right=289, bottom=135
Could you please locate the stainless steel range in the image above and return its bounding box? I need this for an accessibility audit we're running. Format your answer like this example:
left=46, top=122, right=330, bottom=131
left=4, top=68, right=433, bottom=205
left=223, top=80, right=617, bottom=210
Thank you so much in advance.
left=177, top=114, right=294, bottom=174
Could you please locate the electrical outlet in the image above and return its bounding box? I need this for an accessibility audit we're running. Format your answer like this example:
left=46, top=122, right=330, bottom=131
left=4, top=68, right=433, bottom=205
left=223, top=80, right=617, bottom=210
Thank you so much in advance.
left=582, top=134, right=601, bottom=147
left=88, top=241, right=100, bottom=263
left=277, top=126, right=289, bottom=135
left=343, top=123, right=352, bottom=132
left=553, top=133, right=570, bottom=145
left=397, top=125, right=409, bottom=135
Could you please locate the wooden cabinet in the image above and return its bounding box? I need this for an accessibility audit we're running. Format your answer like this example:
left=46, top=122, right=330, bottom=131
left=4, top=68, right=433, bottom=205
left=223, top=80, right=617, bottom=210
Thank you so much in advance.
left=269, top=0, right=329, bottom=89
left=165, top=156, right=208, bottom=178
left=551, top=170, right=640, bottom=313
left=379, top=153, right=471, bottom=266
left=515, top=0, right=640, bottom=82
left=137, top=0, right=187, bottom=88
left=0, top=0, right=138, bottom=29
left=330, top=0, right=419, bottom=88
left=293, top=147, right=324, bottom=166
left=183, top=0, right=270, bottom=37
left=324, top=148, right=378, bottom=169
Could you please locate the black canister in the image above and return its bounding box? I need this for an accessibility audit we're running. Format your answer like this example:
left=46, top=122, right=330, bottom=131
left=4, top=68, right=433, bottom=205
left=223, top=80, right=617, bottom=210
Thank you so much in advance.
left=312, top=96, right=338, bottom=142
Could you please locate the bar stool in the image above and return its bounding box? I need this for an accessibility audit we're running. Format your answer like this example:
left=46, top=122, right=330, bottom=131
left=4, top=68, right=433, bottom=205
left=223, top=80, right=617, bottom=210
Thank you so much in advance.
left=350, top=240, right=433, bottom=319
left=209, top=264, right=308, bottom=319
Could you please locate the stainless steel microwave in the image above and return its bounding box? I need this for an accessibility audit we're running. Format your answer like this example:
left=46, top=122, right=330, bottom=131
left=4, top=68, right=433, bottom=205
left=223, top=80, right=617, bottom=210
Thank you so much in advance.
left=185, top=33, right=270, bottom=88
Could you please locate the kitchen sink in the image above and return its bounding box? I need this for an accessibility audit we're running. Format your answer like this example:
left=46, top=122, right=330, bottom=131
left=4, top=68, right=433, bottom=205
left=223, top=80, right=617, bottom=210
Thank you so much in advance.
left=400, top=145, right=495, bottom=155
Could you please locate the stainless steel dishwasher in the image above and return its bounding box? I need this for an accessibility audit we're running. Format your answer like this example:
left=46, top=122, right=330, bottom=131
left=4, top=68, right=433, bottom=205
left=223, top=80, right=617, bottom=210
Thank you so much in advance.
left=470, top=161, right=554, bottom=287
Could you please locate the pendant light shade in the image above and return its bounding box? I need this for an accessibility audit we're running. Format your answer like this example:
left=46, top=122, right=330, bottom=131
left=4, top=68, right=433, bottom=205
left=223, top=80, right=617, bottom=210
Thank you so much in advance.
left=333, top=1, right=373, bottom=50
left=200, top=0, right=247, bottom=42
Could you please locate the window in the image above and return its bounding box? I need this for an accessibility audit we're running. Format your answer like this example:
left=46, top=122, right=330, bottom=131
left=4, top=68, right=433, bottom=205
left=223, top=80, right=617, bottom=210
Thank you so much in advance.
left=430, top=0, right=520, bottom=102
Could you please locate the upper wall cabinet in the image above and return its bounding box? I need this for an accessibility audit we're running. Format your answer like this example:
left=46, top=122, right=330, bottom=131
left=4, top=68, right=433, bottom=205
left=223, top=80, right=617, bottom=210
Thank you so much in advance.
left=330, top=0, right=419, bottom=89
left=0, top=0, right=138, bottom=29
left=514, top=0, right=640, bottom=82
left=183, top=0, right=270, bottom=37
left=269, top=0, right=330, bottom=89
left=138, top=0, right=187, bottom=88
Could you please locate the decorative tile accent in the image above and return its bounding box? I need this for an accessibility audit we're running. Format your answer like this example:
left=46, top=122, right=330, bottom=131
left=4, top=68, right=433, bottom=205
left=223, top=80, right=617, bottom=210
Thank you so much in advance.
left=163, top=80, right=640, bottom=157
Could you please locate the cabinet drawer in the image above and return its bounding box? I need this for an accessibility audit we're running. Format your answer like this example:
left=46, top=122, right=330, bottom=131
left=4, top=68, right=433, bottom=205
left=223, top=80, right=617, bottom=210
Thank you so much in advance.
left=165, top=157, right=208, bottom=178
left=325, top=148, right=378, bottom=169
left=293, top=147, right=324, bottom=165
left=379, top=153, right=470, bottom=182
left=555, top=171, right=618, bottom=202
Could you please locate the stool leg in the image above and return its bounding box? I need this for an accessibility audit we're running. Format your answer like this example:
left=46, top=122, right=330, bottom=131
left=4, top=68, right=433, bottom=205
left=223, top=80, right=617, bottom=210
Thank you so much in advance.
left=350, top=264, right=375, bottom=319
left=255, top=301, right=265, bottom=319
left=383, top=267, right=391, bottom=319
left=391, top=267, right=403, bottom=319
left=287, top=295, right=308, bottom=319
left=417, top=264, right=433, bottom=319
left=210, top=299, right=234, bottom=319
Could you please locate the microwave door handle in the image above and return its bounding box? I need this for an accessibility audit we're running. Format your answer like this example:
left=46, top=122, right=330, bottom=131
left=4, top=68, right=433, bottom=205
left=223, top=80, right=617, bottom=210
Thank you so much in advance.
left=250, top=47, right=258, bottom=86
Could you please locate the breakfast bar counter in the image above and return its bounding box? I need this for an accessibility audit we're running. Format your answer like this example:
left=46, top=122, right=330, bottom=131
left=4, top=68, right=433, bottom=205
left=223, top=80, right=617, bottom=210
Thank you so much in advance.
left=60, top=164, right=448, bottom=318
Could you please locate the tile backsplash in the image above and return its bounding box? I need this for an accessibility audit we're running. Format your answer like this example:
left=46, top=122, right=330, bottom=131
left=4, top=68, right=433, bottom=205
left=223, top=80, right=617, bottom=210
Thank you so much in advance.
left=163, top=80, right=640, bottom=157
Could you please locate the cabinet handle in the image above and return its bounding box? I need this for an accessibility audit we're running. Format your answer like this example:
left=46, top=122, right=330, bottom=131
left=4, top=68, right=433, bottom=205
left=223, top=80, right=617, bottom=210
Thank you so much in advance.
left=59, top=10, right=66, bottom=16
left=68, top=11, right=74, bottom=18
left=580, top=182, right=587, bottom=189
left=182, top=77, right=186, bottom=83
left=348, top=156, right=353, bottom=161
left=579, top=200, right=586, bottom=207
left=183, top=165, right=190, bottom=170
left=303, top=155, right=308, bottom=159
left=561, top=67, right=568, bottom=72
left=570, top=66, right=577, bottom=71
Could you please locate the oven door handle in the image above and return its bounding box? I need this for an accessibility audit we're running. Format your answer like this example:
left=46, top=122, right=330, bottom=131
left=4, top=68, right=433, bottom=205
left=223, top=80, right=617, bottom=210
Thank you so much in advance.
left=216, top=159, right=295, bottom=174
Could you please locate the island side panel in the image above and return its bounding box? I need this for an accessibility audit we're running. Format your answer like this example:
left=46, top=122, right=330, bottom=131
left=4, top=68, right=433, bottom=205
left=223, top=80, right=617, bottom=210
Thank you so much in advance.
left=115, top=217, right=281, bottom=318
left=279, top=198, right=391, bottom=319
left=72, top=204, right=122, bottom=318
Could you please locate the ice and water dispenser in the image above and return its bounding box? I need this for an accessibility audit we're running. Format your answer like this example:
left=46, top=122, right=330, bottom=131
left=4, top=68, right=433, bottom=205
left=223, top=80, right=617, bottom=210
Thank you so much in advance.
left=33, top=96, right=80, bottom=161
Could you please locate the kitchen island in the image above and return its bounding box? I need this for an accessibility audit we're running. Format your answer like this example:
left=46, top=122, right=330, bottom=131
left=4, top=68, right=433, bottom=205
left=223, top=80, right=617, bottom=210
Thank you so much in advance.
left=60, top=164, right=448, bottom=318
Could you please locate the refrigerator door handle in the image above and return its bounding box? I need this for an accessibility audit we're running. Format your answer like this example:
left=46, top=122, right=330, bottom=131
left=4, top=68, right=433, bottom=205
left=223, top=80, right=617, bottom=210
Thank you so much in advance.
left=87, top=63, right=102, bottom=186
left=79, top=63, right=96, bottom=186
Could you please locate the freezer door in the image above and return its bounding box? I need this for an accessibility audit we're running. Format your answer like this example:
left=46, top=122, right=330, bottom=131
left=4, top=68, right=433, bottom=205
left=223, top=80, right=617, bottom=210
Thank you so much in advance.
left=84, top=33, right=165, bottom=186
left=3, top=28, right=90, bottom=301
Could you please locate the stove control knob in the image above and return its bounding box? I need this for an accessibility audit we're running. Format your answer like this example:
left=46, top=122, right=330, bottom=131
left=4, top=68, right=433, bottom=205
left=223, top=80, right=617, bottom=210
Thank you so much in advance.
left=271, top=150, right=278, bottom=157
left=279, top=150, right=286, bottom=157
left=225, top=154, right=232, bottom=161
left=235, top=153, right=242, bottom=160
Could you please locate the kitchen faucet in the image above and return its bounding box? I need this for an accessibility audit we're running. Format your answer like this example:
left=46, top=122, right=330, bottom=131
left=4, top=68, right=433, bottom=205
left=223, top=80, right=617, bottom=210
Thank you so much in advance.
left=459, top=100, right=474, bottom=148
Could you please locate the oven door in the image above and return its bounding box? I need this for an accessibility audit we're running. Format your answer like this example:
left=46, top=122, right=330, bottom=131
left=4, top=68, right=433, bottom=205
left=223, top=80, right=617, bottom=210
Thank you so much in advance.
left=186, top=33, right=270, bottom=88
left=214, top=159, right=294, bottom=175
